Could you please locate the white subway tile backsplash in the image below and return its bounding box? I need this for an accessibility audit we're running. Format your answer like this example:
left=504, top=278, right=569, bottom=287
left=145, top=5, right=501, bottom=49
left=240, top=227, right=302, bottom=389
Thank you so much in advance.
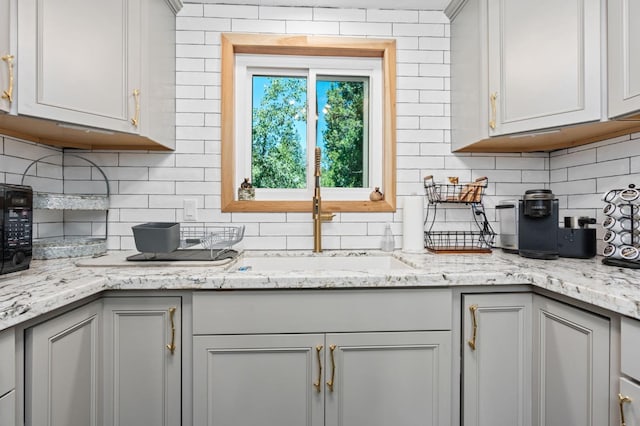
left=394, top=23, right=445, bottom=37
left=397, top=129, right=444, bottom=143
left=549, top=148, right=596, bottom=169
left=204, top=4, right=258, bottom=19
left=367, top=9, right=418, bottom=23
left=419, top=63, right=449, bottom=77
left=397, top=76, right=444, bottom=91
left=551, top=179, right=596, bottom=195
left=521, top=170, right=549, bottom=183
left=550, top=168, right=568, bottom=183
left=496, top=157, right=546, bottom=170
left=418, top=36, right=449, bottom=51
left=177, top=3, right=203, bottom=16
left=597, top=138, right=640, bottom=162
left=286, top=21, right=340, bottom=35
left=232, top=19, right=285, bottom=33
left=260, top=6, right=312, bottom=20
left=568, top=158, right=629, bottom=181
left=149, top=167, right=204, bottom=181
left=177, top=17, right=230, bottom=32
left=444, top=156, right=495, bottom=170
left=313, top=8, right=365, bottom=22
left=339, top=22, right=392, bottom=36
left=176, top=30, right=205, bottom=44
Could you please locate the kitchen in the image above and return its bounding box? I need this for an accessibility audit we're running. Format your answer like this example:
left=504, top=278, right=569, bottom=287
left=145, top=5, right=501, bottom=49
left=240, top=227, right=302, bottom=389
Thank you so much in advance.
left=1, top=0, right=640, bottom=425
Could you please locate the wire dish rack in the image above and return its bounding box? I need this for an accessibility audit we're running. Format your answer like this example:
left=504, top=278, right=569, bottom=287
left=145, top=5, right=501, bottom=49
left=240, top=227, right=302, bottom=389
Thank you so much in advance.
left=179, top=224, right=245, bottom=260
left=423, top=175, right=495, bottom=253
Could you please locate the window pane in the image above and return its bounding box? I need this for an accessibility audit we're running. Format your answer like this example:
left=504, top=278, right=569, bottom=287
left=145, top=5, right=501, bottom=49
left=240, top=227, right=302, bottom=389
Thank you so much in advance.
left=316, top=78, right=368, bottom=188
left=252, top=76, right=308, bottom=189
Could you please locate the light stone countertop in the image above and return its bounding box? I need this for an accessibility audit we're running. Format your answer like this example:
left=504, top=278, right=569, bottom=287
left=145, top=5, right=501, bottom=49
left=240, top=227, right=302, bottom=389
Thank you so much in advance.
left=0, top=249, right=638, bottom=331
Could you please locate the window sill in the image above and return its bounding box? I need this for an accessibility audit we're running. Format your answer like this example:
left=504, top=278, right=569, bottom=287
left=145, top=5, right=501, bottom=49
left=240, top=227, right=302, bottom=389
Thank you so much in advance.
left=222, top=199, right=396, bottom=213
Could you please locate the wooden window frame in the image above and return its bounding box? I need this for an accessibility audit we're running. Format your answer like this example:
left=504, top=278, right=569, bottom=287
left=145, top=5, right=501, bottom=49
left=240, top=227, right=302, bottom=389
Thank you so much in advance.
left=221, top=33, right=397, bottom=213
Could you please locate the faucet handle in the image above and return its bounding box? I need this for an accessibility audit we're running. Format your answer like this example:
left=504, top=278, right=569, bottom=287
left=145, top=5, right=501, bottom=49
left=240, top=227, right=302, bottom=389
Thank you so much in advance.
left=320, top=212, right=335, bottom=221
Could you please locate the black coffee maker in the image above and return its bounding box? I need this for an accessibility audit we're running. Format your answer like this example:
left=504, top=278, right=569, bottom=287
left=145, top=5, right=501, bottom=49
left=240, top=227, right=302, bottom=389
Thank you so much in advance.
left=518, top=189, right=559, bottom=260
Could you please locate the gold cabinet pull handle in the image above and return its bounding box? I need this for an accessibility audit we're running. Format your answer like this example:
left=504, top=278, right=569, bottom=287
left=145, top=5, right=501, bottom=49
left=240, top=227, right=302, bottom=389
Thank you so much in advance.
left=489, top=92, right=497, bottom=130
left=619, top=393, right=632, bottom=426
left=468, top=304, right=478, bottom=350
left=313, top=345, right=323, bottom=393
left=1, top=54, right=14, bottom=104
left=326, top=344, right=336, bottom=392
left=131, top=89, right=140, bottom=127
left=166, top=307, right=177, bottom=354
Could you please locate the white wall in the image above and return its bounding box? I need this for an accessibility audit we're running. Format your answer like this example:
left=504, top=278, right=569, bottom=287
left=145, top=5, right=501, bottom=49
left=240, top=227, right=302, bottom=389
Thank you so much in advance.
left=1, top=4, right=558, bottom=251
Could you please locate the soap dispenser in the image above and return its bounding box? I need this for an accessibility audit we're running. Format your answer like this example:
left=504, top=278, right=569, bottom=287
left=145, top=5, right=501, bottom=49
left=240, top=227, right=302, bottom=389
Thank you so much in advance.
left=381, top=223, right=395, bottom=252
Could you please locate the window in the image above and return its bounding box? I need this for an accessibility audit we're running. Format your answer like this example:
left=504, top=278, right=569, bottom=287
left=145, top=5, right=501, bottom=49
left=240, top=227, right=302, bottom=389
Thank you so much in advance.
left=221, top=34, right=397, bottom=212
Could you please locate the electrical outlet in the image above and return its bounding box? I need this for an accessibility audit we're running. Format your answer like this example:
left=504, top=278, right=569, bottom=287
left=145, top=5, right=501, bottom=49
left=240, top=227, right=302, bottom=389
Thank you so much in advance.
left=183, top=199, right=197, bottom=221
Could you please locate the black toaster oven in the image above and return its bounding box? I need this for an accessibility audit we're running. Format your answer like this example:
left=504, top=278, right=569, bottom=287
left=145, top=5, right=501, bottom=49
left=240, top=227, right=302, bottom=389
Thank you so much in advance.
left=0, top=184, right=32, bottom=274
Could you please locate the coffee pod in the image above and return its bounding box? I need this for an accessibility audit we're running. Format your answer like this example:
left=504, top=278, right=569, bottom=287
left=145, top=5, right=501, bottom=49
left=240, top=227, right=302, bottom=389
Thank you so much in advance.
left=603, top=203, right=640, bottom=219
left=619, top=188, right=640, bottom=202
left=603, top=189, right=619, bottom=203
left=603, top=230, right=637, bottom=246
left=604, top=244, right=640, bottom=260
left=603, top=244, right=620, bottom=258
left=603, top=188, right=640, bottom=203
left=603, top=216, right=639, bottom=233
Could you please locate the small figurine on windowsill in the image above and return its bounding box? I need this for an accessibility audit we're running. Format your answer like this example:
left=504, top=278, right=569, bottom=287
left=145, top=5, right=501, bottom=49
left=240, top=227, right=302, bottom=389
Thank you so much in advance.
left=238, top=178, right=255, bottom=200
left=369, top=187, right=384, bottom=201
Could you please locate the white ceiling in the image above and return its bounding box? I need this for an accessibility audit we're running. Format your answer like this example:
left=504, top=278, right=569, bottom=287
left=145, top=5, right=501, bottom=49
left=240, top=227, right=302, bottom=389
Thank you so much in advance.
left=195, top=0, right=450, bottom=11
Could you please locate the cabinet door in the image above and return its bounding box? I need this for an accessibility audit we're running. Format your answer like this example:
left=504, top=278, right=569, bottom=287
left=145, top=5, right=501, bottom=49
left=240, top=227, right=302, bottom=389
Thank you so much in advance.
left=533, top=296, right=609, bottom=426
left=462, top=293, right=532, bottom=426
left=26, top=300, right=102, bottom=426
left=0, top=0, right=13, bottom=113
left=324, top=331, right=451, bottom=426
left=608, top=0, right=640, bottom=118
left=17, top=0, right=140, bottom=132
left=102, top=297, right=181, bottom=426
left=619, top=378, right=640, bottom=426
left=487, top=0, right=601, bottom=135
left=193, top=334, right=324, bottom=426
left=0, top=390, right=15, bottom=426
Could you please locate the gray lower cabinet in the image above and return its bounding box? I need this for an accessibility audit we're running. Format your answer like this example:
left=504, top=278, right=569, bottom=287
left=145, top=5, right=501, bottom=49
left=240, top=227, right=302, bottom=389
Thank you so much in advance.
left=24, top=296, right=182, bottom=426
left=192, top=289, right=453, bottom=426
left=0, top=326, right=15, bottom=426
left=25, top=300, right=103, bottom=426
left=193, top=333, right=324, bottom=426
left=532, top=296, right=610, bottom=426
left=0, top=390, right=15, bottom=426
left=462, top=293, right=532, bottom=426
left=193, top=331, right=451, bottom=426
left=102, top=296, right=181, bottom=426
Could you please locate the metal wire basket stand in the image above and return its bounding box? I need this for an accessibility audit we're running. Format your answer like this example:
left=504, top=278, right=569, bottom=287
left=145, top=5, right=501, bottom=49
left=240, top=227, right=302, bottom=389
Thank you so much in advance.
left=423, top=176, right=495, bottom=253
left=180, top=224, right=245, bottom=260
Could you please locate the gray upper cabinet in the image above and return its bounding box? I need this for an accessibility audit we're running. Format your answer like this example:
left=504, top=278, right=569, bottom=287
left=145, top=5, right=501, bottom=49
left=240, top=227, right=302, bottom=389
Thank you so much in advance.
left=486, top=0, right=601, bottom=136
left=608, top=0, right=640, bottom=119
left=0, top=0, right=15, bottom=114
left=448, top=0, right=640, bottom=152
left=0, top=0, right=181, bottom=150
left=17, top=0, right=141, bottom=134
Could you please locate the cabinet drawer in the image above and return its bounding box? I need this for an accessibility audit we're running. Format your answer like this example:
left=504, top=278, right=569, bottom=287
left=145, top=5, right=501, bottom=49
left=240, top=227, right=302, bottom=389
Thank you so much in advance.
left=0, top=390, right=15, bottom=426
left=621, top=317, right=640, bottom=381
left=620, top=378, right=640, bottom=426
left=193, top=288, right=452, bottom=334
left=0, top=328, right=14, bottom=396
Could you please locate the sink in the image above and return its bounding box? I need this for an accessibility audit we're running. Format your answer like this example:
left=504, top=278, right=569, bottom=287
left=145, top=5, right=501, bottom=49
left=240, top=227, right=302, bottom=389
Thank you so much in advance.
left=232, top=254, right=414, bottom=272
